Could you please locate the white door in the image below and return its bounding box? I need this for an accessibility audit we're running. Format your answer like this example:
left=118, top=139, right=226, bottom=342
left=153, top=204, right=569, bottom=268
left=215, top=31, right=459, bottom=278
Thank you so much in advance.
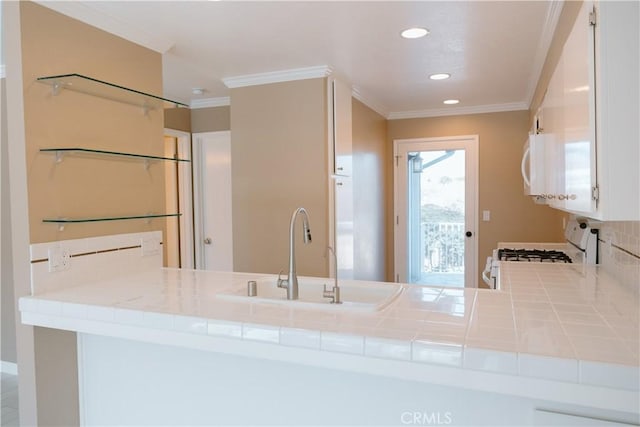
left=394, top=136, right=478, bottom=287
left=193, top=131, right=233, bottom=271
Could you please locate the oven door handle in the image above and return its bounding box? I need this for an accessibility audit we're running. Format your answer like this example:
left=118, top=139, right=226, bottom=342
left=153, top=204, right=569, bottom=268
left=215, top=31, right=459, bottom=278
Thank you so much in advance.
left=482, top=269, right=492, bottom=286
left=482, top=257, right=493, bottom=287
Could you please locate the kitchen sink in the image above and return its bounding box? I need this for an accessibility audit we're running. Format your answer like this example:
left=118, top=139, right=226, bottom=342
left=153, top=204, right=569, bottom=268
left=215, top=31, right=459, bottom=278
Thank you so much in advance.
left=217, top=277, right=403, bottom=312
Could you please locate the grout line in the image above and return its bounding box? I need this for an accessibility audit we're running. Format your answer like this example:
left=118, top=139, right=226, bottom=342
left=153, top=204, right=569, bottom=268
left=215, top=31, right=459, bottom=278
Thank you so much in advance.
left=96, top=248, right=120, bottom=254
left=598, top=238, right=640, bottom=260
left=611, top=243, right=640, bottom=260
left=30, top=244, right=144, bottom=263
left=71, top=251, right=101, bottom=258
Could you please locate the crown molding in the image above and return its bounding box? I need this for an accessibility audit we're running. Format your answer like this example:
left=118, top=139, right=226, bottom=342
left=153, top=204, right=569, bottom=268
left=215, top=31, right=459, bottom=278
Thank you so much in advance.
left=351, top=87, right=389, bottom=119
left=526, top=0, right=564, bottom=107
left=223, top=66, right=333, bottom=89
left=190, top=97, right=230, bottom=109
left=34, top=1, right=175, bottom=53
left=0, top=65, right=5, bottom=79
left=387, top=102, right=529, bottom=120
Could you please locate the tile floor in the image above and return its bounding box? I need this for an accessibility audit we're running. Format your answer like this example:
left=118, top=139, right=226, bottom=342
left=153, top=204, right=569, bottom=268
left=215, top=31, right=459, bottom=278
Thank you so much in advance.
left=1, top=373, right=19, bottom=427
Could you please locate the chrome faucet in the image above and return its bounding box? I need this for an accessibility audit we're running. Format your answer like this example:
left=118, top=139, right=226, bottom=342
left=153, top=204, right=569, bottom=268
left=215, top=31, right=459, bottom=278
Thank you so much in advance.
left=323, top=246, right=341, bottom=304
left=277, top=207, right=312, bottom=300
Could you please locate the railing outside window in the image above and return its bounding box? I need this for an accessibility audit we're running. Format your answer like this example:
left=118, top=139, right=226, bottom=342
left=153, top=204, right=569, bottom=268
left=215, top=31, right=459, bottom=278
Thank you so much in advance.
left=421, top=222, right=465, bottom=273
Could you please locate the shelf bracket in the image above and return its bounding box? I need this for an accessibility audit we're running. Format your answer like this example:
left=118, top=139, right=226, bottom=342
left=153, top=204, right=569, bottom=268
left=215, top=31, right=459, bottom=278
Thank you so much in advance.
left=52, top=82, right=63, bottom=96
left=54, top=151, right=64, bottom=164
left=142, top=102, right=152, bottom=116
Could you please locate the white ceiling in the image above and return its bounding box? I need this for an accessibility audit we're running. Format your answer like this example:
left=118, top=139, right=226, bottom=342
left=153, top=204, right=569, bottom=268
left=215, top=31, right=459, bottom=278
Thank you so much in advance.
left=36, top=1, right=561, bottom=118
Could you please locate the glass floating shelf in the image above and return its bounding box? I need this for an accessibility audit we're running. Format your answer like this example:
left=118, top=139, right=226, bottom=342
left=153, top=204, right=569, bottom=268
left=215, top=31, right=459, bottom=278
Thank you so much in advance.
left=40, top=148, right=190, bottom=163
left=43, top=213, right=181, bottom=230
left=37, top=73, right=189, bottom=110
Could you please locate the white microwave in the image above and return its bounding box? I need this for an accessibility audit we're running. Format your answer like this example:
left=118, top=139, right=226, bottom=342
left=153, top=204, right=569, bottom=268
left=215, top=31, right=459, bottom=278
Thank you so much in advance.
left=521, top=133, right=546, bottom=196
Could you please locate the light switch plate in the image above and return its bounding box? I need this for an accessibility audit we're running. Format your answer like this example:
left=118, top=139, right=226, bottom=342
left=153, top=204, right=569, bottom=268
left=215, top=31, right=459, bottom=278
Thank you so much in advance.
left=482, top=210, right=491, bottom=221
left=48, top=247, right=70, bottom=272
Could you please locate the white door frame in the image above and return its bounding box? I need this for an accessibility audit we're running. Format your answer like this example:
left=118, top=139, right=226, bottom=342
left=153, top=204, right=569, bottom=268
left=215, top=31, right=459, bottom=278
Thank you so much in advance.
left=192, top=131, right=233, bottom=270
left=393, top=136, right=479, bottom=287
left=164, top=128, right=194, bottom=269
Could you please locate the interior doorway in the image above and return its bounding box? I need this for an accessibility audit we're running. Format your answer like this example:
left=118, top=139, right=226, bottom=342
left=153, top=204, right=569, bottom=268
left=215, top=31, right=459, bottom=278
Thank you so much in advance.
left=394, top=136, right=478, bottom=288
left=192, top=131, right=233, bottom=271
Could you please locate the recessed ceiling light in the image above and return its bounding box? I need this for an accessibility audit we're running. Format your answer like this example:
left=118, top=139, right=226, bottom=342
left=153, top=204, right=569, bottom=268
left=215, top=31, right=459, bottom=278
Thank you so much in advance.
left=401, top=27, right=429, bottom=39
left=443, top=99, right=459, bottom=105
left=192, top=88, right=205, bottom=95
left=429, top=73, right=451, bottom=80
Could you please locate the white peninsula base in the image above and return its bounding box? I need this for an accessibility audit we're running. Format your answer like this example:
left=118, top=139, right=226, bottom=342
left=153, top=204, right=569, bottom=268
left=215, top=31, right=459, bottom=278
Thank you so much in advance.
left=78, top=333, right=636, bottom=426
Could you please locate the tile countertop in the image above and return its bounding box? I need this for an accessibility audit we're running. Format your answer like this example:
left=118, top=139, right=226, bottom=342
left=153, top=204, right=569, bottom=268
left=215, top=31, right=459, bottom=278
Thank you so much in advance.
left=19, top=263, right=640, bottom=412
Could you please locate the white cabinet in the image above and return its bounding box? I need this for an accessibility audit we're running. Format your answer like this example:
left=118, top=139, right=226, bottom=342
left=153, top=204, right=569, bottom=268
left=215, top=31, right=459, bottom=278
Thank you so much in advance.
left=540, top=0, right=595, bottom=213
left=333, top=176, right=354, bottom=279
left=327, top=77, right=354, bottom=279
left=592, top=0, right=639, bottom=220
left=329, top=77, right=353, bottom=177
left=540, top=0, right=639, bottom=220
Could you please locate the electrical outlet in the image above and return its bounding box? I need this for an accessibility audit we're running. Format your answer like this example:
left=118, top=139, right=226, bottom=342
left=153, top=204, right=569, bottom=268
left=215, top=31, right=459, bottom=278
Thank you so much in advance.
left=48, top=247, right=70, bottom=272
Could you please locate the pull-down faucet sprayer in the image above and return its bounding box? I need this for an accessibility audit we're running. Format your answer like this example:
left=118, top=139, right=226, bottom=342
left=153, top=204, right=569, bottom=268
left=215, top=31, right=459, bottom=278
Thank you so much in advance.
left=277, top=207, right=312, bottom=300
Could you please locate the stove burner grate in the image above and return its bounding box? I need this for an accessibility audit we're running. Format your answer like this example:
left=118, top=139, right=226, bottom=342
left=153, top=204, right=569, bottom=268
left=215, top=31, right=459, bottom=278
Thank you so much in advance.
left=498, top=248, right=573, bottom=263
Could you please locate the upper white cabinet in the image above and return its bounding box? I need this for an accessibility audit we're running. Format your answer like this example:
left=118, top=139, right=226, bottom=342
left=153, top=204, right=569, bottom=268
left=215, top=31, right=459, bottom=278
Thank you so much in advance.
left=540, top=0, right=639, bottom=220
left=327, top=77, right=354, bottom=279
left=329, top=77, right=353, bottom=177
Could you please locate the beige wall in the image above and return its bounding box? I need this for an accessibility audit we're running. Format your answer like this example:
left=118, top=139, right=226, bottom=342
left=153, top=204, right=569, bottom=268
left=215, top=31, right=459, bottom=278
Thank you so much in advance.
left=21, top=2, right=167, bottom=244
left=352, top=99, right=388, bottom=281
left=192, top=106, right=231, bottom=133
left=164, top=107, right=191, bottom=133
left=387, top=111, right=565, bottom=285
left=10, top=3, right=167, bottom=424
left=164, top=105, right=230, bottom=134
left=230, top=79, right=329, bottom=277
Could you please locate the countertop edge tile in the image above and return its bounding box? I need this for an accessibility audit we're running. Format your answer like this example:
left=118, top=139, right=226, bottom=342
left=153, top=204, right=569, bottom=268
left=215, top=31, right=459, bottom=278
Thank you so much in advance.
left=518, top=353, right=579, bottom=383
left=364, top=336, right=412, bottom=361
left=579, top=360, right=640, bottom=391
left=207, top=319, right=242, bottom=338
left=18, top=264, right=640, bottom=397
left=463, top=347, right=518, bottom=375
left=173, top=315, right=208, bottom=335
left=320, top=331, right=365, bottom=355
left=242, top=322, right=280, bottom=344
left=280, top=327, right=321, bottom=350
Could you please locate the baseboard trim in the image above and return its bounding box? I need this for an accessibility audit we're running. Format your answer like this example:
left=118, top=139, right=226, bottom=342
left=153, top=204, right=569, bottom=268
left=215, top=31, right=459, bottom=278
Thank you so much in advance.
left=1, top=361, right=18, bottom=375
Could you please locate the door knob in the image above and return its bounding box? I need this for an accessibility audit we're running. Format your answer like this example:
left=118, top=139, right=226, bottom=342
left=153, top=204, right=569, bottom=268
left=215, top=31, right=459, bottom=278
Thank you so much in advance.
left=204, top=237, right=212, bottom=245
left=465, top=231, right=473, bottom=237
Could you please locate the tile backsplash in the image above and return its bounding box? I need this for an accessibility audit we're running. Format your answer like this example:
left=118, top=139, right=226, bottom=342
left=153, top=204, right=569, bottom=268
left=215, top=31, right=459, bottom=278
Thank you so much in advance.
left=30, top=232, right=163, bottom=295
left=599, top=221, right=640, bottom=293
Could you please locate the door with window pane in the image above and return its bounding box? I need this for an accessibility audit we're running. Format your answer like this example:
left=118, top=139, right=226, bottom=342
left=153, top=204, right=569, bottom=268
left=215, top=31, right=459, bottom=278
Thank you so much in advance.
left=394, top=137, right=478, bottom=287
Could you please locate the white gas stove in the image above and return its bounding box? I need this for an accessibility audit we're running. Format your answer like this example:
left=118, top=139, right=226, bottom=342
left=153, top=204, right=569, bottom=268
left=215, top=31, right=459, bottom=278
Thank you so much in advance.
left=482, top=219, right=599, bottom=289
